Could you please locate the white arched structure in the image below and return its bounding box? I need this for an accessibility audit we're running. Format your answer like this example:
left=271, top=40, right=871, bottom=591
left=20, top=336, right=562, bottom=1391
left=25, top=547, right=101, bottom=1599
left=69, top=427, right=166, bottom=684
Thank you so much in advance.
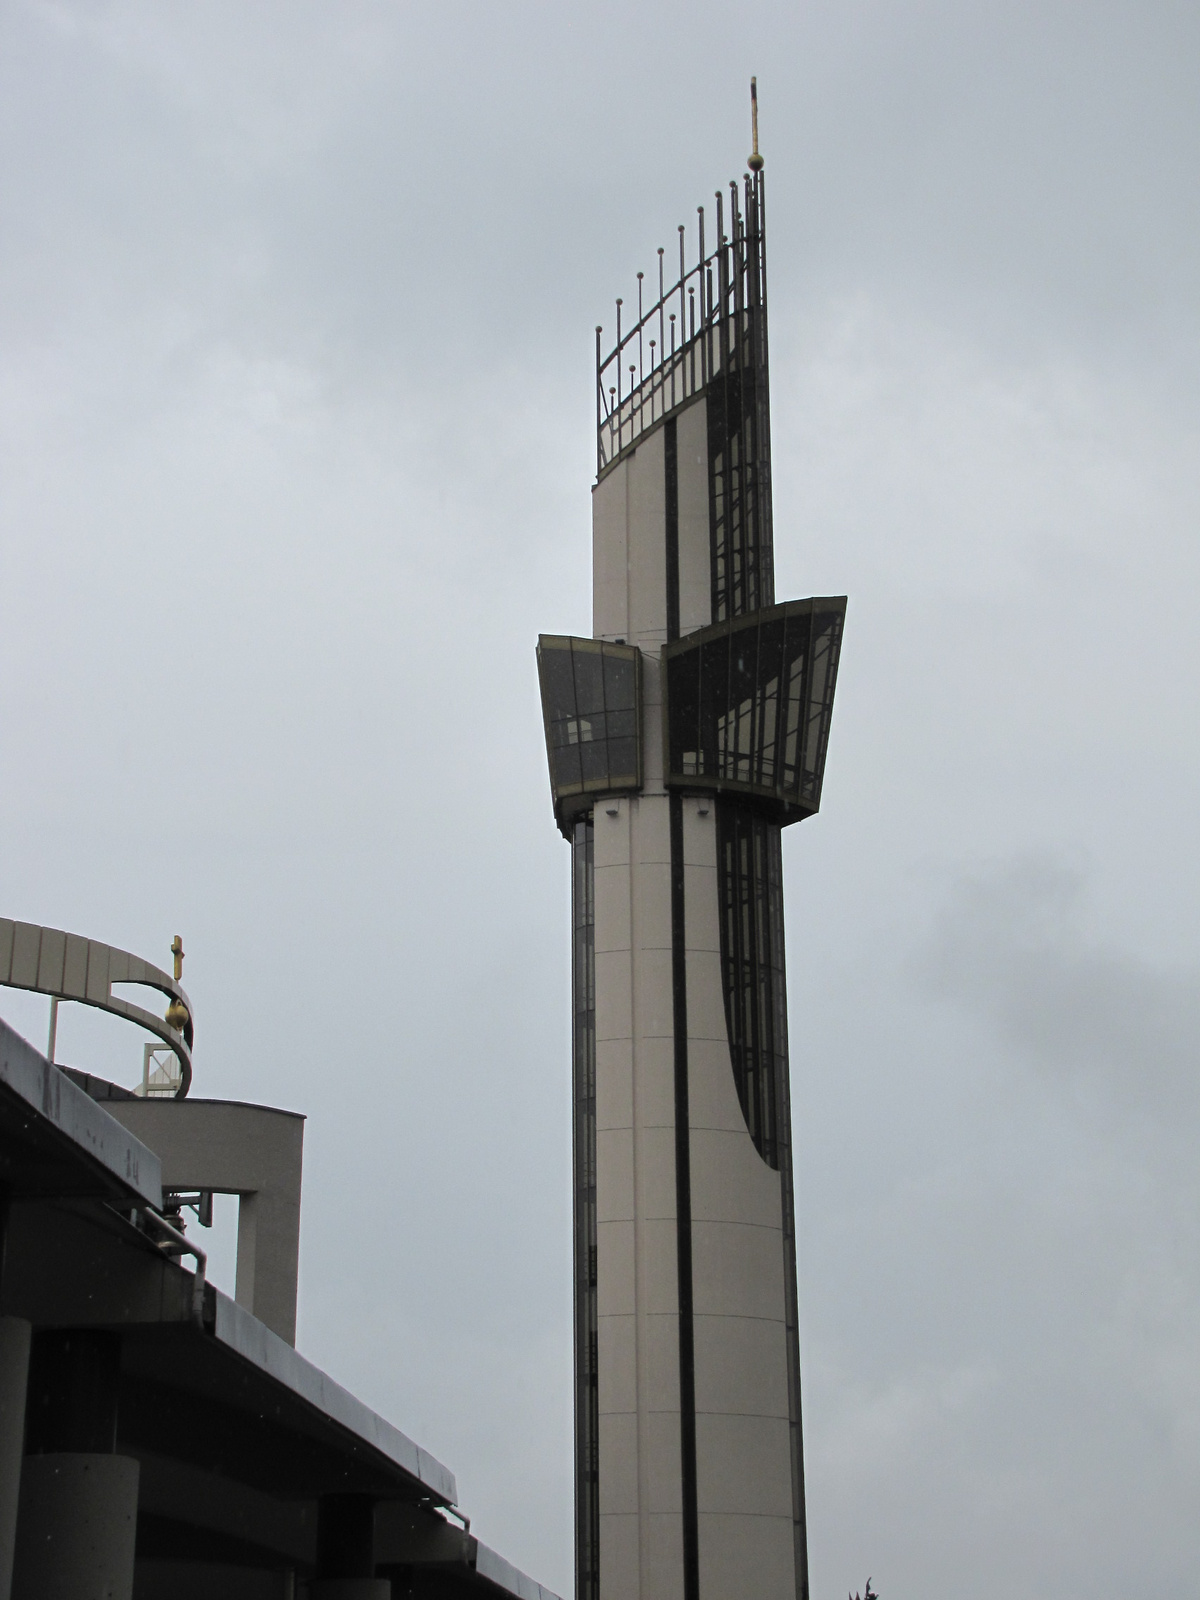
left=0, top=920, right=193, bottom=1096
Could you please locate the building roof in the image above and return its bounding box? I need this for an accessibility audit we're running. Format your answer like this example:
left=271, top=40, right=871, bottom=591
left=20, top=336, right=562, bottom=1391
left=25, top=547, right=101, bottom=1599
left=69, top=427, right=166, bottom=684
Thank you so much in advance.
left=0, top=1015, right=162, bottom=1207
left=0, top=1016, right=560, bottom=1599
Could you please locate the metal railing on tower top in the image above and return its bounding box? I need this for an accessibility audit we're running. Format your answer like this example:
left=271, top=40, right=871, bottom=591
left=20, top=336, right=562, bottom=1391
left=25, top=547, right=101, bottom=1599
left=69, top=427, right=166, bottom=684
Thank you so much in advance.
left=595, top=168, right=769, bottom=475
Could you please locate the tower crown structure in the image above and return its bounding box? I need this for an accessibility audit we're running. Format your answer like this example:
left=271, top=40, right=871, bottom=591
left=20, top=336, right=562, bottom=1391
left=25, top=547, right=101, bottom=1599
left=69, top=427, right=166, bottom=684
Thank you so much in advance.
left=538, top=114, right=845, bottom=1600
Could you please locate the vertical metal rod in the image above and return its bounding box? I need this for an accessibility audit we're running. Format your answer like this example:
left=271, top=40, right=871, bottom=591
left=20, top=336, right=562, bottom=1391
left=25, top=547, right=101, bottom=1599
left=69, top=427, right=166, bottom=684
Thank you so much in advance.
left=756, top=166, right=774, bottom=605
left=745, top=170, right=761, bottom=608
left=757, top=170, right=769, bottom=319
left=595, top=325, right=603, bottom=476
left=729, top=182, right=739, bottom=369
left=658, top=249, right=665, bottom=370
left=678, top=224, right=687, bottom=383
left=731, top=184, right=740, bottom=289
left=733, top=182, right=743, bottom=344
left=615, top=298, right=623, bottom=418
left=689, top=287, right=697, bottom=388
left=732, top=181, right=745, bottom=372
left=716, top=190, right=729, bottom=379
left=637, top=272, right=644, bottom=383
left=670, top=313, right=677, bottom=408
left=705, top=267, right=713, bottom=376
left=697, top=206, right=706, bottom=385
left=746, top=170, right=758, bottom=420
left=47, top=997, right=58, bottom=1064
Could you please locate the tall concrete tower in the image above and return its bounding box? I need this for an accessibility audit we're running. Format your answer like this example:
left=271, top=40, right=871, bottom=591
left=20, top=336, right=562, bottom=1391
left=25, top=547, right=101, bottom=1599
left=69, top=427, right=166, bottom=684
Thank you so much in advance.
left=538, top=117, right=846, bottom=1600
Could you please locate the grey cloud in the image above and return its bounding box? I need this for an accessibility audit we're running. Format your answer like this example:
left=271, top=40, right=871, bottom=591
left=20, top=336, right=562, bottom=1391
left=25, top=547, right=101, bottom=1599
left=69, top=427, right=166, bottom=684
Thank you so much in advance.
left=3, top=2, right=1199, bottom=1595
left=919, top=856, right=1200, bottom=1120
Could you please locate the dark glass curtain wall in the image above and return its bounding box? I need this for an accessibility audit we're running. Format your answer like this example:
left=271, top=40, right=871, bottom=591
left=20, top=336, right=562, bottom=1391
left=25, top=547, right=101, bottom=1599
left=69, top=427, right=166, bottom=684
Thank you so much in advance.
left=716, top=804, right=788, bottom=1169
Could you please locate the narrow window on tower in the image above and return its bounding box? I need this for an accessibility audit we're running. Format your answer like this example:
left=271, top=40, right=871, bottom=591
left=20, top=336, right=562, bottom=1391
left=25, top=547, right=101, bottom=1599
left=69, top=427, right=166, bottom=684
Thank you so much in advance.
left=571, top=818, right=599, bottom=1600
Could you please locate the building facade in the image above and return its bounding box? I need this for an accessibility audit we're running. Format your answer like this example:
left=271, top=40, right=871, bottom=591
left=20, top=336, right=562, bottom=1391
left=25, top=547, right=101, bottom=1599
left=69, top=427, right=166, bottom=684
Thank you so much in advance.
left=538, top=163, right=845, bottom=1600
left=0, top=920, right=562, bottom=1600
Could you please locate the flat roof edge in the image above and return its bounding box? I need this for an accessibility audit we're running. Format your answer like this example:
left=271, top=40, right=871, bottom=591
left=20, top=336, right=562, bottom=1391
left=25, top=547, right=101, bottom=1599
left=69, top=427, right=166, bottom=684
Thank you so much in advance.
left=475, top=1540, right=564, bottom=1600
left=212, top=1291, right=457, bottom=1506
left=0, top=1018, right=162, bottom=1207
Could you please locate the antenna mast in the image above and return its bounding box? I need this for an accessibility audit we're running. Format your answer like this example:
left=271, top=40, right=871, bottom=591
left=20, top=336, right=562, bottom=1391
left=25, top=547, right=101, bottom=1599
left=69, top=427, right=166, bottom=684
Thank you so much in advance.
left=749, top=76, right=764, bottom=172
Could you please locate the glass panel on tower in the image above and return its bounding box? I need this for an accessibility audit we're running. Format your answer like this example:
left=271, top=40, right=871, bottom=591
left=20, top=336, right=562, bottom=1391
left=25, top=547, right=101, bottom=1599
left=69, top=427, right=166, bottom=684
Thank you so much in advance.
left=537, top=635, right=643, bottom=836
left=662, top=597, right=847, bottom=824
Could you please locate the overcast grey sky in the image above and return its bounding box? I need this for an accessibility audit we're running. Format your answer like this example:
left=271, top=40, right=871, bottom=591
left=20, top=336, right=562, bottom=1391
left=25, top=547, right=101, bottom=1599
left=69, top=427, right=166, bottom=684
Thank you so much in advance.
left=1, top=2, right=1198, bottom=1596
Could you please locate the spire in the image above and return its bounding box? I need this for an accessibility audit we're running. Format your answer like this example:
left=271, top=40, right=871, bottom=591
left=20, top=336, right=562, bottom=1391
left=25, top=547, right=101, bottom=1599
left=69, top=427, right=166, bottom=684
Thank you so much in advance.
left=749, top=76, right=764, bottom=172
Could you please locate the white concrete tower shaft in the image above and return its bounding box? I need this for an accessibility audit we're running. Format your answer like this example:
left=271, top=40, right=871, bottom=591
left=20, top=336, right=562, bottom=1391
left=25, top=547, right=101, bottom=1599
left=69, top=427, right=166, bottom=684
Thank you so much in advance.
left=538, top=168, right=845, bottom=1600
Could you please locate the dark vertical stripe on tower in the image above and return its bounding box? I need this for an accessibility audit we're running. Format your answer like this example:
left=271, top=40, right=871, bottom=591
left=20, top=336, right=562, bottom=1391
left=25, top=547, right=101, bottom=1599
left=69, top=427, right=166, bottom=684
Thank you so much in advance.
left=572, top=820, right=599, bottom=1600
left=777, top=1028, right=811, bottom=1600
left=763, top=822, right=810, bottom=1600
left=669, top=792, right=700, bottom=1600
left=665, top=417, right=680, bottom=643
left=668, top=411, right=697, bottom=1595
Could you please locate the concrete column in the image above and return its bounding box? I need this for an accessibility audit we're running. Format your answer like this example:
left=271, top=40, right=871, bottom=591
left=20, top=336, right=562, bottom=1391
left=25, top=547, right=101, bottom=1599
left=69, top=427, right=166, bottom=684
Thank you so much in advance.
left=12, top=1329, right=138, bottom=1600
left=0, top=1319, right=31, bottom=1600
left=11, top=1453, right=139, bottom=1600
